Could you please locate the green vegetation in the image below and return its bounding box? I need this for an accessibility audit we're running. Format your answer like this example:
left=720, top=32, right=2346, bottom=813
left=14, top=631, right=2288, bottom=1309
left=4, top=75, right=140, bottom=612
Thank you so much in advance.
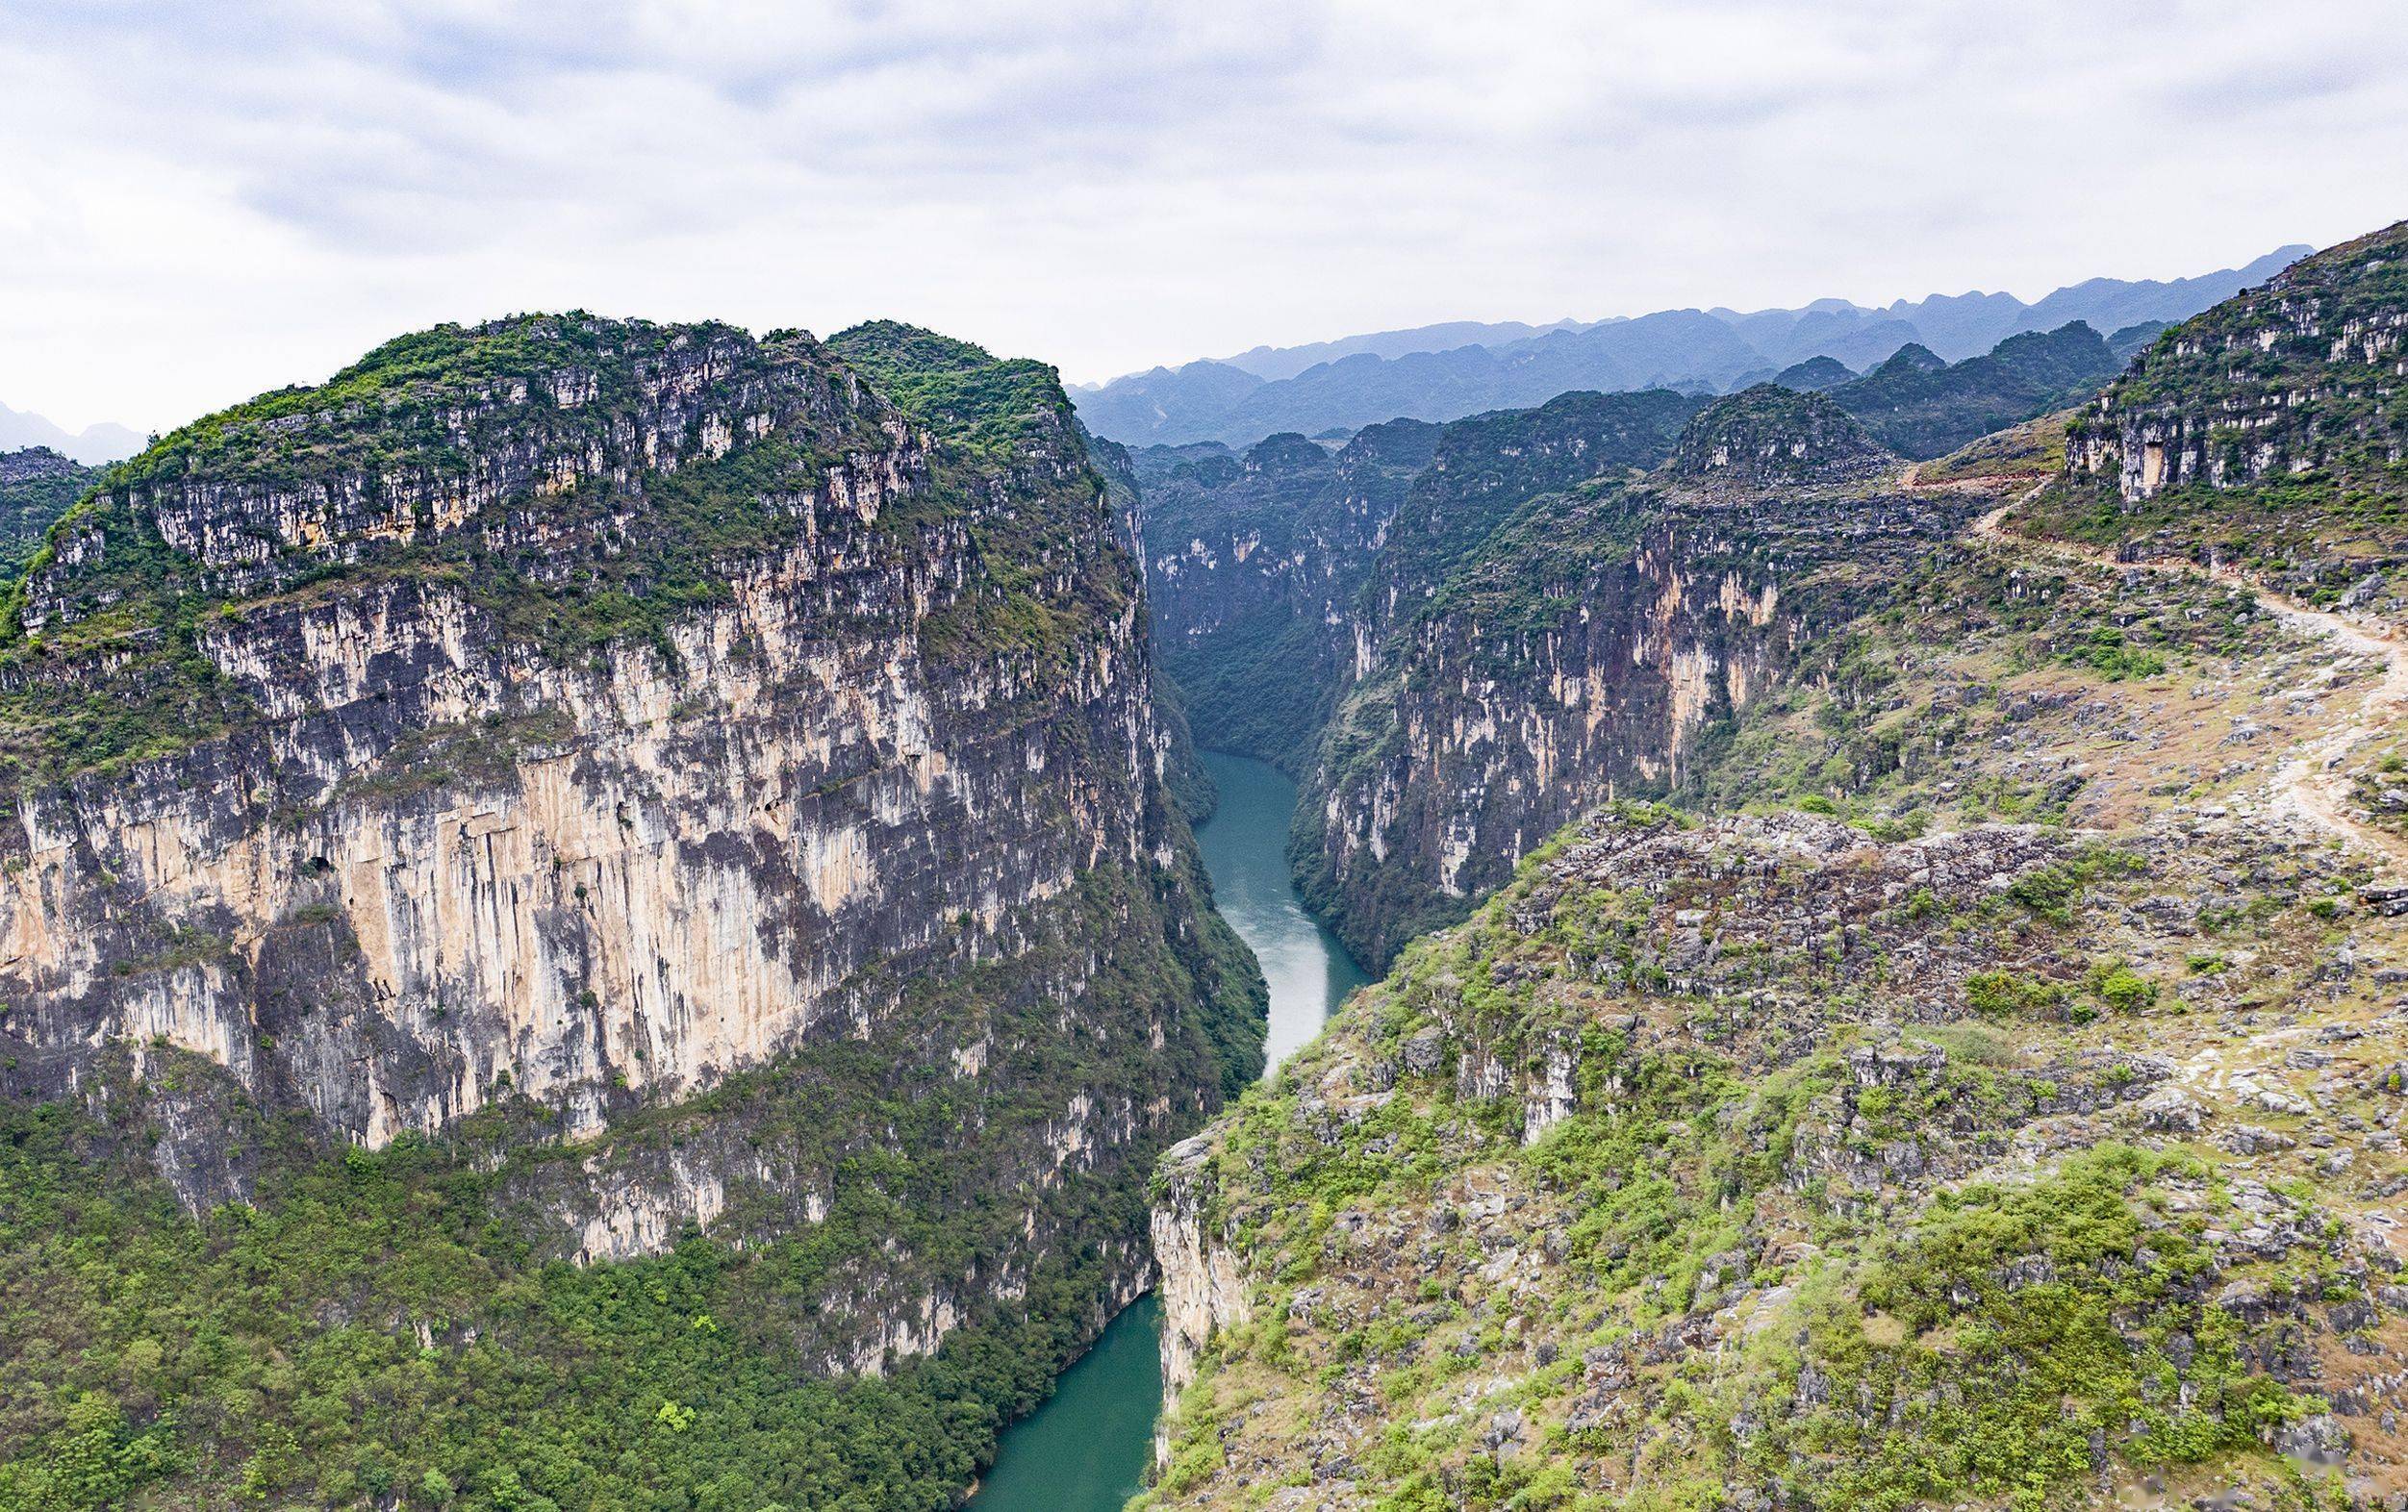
left=1827, top=323, right=2117, bottom=461
left=1666, top=384, right=1886, bottom=483
left=1144, top=225, right=2406, bottom=1512
left=2025, top=219, right=2408, bottom=573
left=1133, top=422, right=1435, bottom=772
left=1376, top=390, right=1700, bottom=601
left=1153, top=798, right=2346, bottom=1511
left=1964, top=968, right=2067, bottom=1018
left=1763, top=1146, right=2319, bottom=1511
left=0, top=315, right=1145, bottom=782
left=2004, top=846, right=2146, bottom=926
left=0, top=1087, right=1100, bottom=1512
left=0, top=853, right=1262, bottom=1510
left=0, top=450, right=96, bottom=580
left=1915, top=407, right=2076, bottom=483
left=0, top=315, right=1267, bottom=1511
left=2060, top=624, right=2167, bottom=680
left=826, top=322, right=1072, bottom=466
left=0, top=316, right=889, bottom=778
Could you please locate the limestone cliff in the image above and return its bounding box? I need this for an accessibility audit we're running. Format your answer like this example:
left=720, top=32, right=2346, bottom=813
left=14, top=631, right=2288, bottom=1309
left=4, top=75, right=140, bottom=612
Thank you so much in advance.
left=1298, top=389, right=1972, bottom=970
left=2040, top=223, right=2404, bottom=611
left=0, top=315, right=1262, bottom=1504
left=1133, top=421, right=1437, bottom=771
left=2066, top=226, right=2400, bottom=509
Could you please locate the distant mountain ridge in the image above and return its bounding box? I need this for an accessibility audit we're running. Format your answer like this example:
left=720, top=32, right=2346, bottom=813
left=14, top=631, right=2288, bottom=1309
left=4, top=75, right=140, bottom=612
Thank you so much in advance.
left=0, top=401, right=143, bottom=465
left=1208, top=317, right=1599, bottom=382
left=1078, top=244, right=2311, bottom=449
left=1825, top=321, right=2121, bottom=460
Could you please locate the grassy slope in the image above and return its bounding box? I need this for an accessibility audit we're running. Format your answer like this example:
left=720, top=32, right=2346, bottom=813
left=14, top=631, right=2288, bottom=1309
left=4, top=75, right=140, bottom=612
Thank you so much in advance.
left=1148, top=507, right=2408, bottom=1511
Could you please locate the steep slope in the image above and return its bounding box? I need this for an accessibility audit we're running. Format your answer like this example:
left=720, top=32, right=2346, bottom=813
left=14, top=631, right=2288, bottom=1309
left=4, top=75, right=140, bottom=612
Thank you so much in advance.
left=1297, top=388, right=1959, bottom=971
left=2111, top=319, right=2170, bottom=360
left=0, top=315, right=1261, bottom=1507
left=0, top=445, right=94, bottom=575
left=1356, top=390, right=1711, bottom=625
left=1129, top=391, right=1709, bottom=788
left=1145, top=220, right=2408, bottom=1512
left=1829, top=321, right=2120, bottom=459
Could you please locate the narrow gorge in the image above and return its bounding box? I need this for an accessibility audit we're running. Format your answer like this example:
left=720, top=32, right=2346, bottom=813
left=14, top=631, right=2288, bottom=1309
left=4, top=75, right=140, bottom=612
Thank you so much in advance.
left=974, top=753, right=1364, bottom=1509
left=1139, top=220, right=2408, bottom=1511
left=4, top=194, right=2405, bottom=1512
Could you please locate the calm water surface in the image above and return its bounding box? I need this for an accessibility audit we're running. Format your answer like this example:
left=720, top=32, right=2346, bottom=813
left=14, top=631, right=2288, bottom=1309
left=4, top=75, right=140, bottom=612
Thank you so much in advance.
left=966, top=1295, right=1163, bottom=1511
left=1191, top=751, right=1371, bottom=1074
left=968, top=751, right=1366, bottom=1510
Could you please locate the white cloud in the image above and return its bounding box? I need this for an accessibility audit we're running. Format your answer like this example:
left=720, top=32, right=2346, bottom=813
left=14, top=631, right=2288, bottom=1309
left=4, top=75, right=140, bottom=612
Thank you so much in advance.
left=2, top=0, right=2401, bottom=432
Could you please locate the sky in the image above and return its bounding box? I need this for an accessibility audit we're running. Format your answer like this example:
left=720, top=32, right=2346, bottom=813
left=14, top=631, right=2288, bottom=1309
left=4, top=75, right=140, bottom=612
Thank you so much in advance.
left=3, top=0, right=2403, bottom=436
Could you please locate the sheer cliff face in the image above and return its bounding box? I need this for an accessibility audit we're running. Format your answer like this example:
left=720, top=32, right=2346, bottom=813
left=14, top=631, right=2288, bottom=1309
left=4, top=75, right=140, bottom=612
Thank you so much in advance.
left=2066, top=224, right=2400, bottom=509
left=0, top=315, right=1256, bottom=1249
left=1299, top=390, right=1967, bottom=970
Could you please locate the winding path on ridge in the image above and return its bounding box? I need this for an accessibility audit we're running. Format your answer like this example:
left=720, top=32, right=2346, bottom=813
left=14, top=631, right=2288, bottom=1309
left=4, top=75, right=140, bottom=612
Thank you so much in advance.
left=1937, top=477, right=2408, bottom=877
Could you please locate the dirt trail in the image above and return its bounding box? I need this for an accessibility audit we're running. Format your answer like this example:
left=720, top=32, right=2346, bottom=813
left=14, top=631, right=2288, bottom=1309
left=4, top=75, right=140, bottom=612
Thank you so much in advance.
left=1967, top=493, right=2408, bottom=876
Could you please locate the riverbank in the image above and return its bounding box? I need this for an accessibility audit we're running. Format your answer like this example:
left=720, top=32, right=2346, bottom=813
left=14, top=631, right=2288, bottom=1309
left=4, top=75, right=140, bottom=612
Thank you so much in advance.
left=969, top=752, right=1367, bottom=1509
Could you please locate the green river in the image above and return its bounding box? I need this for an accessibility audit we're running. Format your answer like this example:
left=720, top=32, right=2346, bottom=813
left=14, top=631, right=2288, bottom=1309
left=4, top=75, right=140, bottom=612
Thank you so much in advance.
left=968, top=752, right=1368, bottom=1510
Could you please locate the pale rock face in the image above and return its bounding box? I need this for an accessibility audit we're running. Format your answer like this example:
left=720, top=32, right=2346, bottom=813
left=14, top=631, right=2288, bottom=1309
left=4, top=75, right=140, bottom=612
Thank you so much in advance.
left=1302, top=470, right=1969, bottom=972
left=2064, top=229, right=2407, bottom=507
left=570, top=1148, right=739, bottom=1264
left=0, top=325, right=1208, bottom=1308
left=1, top=511, right=1153, bottom=1153
left=1152, top=1132, right=1255, bottom=1465
left=1522, top=1039, right=1579, bottom=1145
left=1304, top=521, right=1790, bottom=969
left=0, top=318, right=1261, bottom=1481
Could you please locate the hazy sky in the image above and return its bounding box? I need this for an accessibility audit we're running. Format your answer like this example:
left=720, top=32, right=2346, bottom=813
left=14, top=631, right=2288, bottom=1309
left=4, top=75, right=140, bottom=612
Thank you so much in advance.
left=4, top=0, right=2402, bottom=433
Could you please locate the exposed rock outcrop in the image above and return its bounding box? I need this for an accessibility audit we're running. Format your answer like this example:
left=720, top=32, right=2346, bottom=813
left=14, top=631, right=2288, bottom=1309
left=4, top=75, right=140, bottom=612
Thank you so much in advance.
left=1298, top=391, right=1969, bottom=970
left=0, top=315, right=1263, bottom=1504
left=2066, top=224, right=2402, bottom=508
left=1151, top=1132, right=1253, bottom=1464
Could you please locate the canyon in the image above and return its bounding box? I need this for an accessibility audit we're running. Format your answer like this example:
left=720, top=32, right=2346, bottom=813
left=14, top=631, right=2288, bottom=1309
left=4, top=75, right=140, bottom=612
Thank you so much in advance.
left=1142, top=219, right=2408, bottom=1511
left=1, top=218, right=2403, bottom=1512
